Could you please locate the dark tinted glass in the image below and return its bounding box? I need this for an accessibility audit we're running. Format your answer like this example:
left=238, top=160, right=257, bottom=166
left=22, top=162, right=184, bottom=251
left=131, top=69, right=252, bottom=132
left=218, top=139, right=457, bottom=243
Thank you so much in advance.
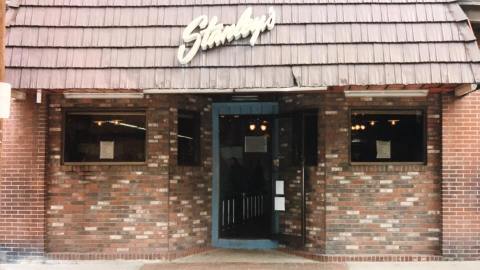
left=280, top=110, right=318, bottom=167
left=303, top=112, right=318, bottom=166
left=351, top=110, right=425, bottom=163
left=64, top=112, right=146, bottom=163
left=178, top=110, right=200, bottom=165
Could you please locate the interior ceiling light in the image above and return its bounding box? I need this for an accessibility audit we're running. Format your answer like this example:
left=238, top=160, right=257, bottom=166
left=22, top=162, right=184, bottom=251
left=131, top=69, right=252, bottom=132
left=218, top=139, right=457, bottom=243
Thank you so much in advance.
left=388, top=120, right=399, bottom=126
left=352, top=124, right=366, bottom=131
left=249, top=124, right=256, bottom=131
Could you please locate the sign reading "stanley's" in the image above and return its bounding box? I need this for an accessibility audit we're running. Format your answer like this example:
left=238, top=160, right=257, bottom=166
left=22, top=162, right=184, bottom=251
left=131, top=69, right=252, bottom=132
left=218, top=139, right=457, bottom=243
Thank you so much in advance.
left=177, top=7, right=276, bottom=65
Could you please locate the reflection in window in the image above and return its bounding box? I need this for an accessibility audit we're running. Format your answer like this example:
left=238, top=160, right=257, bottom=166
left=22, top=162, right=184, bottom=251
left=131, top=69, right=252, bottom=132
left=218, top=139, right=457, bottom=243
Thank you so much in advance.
left=64, top=111, right=146, bottom=163
left=350, top=110, right=425, bottom=163
left=178, top=110, right=200, bottom=166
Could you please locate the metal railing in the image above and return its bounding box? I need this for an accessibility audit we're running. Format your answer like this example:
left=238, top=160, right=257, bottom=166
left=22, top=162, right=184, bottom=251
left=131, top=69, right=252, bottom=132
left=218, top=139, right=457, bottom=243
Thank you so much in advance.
left=220, top=193, right=265, bottom=232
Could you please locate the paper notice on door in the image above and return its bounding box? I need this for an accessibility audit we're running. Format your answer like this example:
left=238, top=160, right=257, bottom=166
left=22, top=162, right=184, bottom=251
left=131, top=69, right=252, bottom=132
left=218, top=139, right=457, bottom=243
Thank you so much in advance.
left=244, top=136, right=268, bottom=153
left=274, top=196, right=285, bottom=211
left=100, top=141, right=114, bottom=159
left=275, top=180, right=284, bottom=195
left=376, top=140, right=391, bottom=159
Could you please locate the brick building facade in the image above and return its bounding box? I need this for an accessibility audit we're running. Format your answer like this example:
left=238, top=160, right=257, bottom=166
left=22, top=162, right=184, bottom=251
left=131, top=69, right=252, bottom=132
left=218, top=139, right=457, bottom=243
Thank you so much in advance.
left=1, top=0, right=479, bottom=262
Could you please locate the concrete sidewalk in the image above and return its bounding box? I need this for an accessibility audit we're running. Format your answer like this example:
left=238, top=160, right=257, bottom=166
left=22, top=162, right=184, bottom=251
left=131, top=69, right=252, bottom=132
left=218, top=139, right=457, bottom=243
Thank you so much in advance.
left=2, top=260, right=480, bottom=270
left=1, top=249, right=479, bottom=270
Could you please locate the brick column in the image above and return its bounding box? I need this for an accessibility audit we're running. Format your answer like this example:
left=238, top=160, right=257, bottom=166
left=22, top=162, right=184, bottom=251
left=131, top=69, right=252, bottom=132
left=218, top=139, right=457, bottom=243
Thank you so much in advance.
left=0, top=93, right=48, bottom=257
left=0, top=0, right=6, bottom=188
left=442, top=91, right=480, bottom=260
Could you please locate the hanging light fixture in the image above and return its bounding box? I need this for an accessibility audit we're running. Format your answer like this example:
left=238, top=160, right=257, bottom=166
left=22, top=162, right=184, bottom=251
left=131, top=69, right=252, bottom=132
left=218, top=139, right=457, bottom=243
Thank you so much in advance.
left=388, top=120, right=399, bottom=126
left=260, top=121, right=268, bottom=131
left=249, top=123, right=256, bottom=131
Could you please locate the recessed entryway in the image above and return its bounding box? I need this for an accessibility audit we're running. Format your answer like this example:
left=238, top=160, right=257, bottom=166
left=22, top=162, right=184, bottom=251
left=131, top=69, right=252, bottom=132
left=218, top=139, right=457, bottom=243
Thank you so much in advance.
left=212, top=102, right=279, bottom=249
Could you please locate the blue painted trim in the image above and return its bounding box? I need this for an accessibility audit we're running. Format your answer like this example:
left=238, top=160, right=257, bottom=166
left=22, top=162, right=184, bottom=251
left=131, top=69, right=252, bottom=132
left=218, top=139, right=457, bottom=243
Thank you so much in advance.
left=211, top=102, right=279, bottom=249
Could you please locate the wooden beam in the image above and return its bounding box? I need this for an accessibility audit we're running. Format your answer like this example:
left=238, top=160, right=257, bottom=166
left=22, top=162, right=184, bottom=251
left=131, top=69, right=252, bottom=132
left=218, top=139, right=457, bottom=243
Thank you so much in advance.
left=11, top=90, right=26, bottom=100
left=455, top=83, right=478, bottom=97
left=463, top=7, right=480, bottom=23
left=0, top=0, right=5, bottom=153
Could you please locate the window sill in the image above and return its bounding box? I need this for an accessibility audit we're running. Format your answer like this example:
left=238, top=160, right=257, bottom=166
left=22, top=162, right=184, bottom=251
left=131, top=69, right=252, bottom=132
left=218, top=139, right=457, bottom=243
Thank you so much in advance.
left=62, top=162, right=147, bottom=166
left=350, top=162, right=426, bottom=166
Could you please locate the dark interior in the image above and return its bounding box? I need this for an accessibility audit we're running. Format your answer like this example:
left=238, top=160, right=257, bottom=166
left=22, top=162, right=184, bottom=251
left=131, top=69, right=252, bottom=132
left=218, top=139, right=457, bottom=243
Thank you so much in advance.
left=63, top=112, right=146, bottom=163
left=219, top=115, right=273, bottom=239
left=351, top=110, right=425, bottom=163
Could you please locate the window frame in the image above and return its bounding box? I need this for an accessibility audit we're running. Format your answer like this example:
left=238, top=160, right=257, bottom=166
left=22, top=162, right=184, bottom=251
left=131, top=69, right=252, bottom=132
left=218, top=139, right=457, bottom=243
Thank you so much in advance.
left=61, top=108, right=148, bottom=166
left=177, top=109, right=201, bottom=166
left=348, top=107, right=428, bottom=165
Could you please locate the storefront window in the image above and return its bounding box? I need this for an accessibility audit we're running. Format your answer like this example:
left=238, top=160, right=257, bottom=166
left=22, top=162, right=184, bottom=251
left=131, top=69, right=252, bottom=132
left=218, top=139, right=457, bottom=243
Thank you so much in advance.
left=63, top=111, right=146, bottom=163
left=178, top=110, right=200, bottom=166
left=350, top=110, right=425, bottom=163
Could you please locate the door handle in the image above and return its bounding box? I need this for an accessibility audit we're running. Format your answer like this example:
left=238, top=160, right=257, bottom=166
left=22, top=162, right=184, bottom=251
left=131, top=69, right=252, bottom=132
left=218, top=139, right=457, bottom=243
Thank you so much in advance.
left=273, top=158, right=280, bottom=168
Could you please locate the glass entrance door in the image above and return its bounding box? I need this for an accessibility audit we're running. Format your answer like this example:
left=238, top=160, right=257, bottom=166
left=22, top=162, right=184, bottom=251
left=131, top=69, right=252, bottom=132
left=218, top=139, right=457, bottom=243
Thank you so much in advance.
left=211, top=102, right=278, bottom=249
left=211, top=103, right=317, bottom=250
left=219, top=115, right=273, bottom=239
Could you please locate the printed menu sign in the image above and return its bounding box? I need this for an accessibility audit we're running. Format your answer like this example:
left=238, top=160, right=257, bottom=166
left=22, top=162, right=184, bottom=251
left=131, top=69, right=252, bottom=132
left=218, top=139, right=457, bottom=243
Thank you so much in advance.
left=100, top=141, right=114, bottom=159
left=376, top=140, right=391, bottom=159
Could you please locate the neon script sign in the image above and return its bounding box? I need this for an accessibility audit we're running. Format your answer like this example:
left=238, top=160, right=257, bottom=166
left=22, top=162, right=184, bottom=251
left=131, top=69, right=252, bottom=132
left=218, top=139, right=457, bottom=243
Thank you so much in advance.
left=177, top=7, right=276, bottom=64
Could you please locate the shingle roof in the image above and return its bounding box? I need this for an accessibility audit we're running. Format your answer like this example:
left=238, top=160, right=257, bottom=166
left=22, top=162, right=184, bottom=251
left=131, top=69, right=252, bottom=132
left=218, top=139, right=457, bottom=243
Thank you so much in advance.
left=5, top=0, right=480, bottom=90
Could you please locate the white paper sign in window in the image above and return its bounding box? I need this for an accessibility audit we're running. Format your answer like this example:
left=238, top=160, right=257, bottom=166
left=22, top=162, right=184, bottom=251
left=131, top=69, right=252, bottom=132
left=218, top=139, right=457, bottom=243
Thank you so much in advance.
left=376, top=140, right=391, bottom=159
left=275, top=180, right=284, bottom=195
left=100, top=141, right=115, bottom=159
left=274, top=196, right=285, bottom=211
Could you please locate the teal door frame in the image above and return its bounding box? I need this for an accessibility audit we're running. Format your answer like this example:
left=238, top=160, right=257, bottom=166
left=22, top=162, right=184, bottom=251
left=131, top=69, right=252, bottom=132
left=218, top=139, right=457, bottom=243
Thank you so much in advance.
left=212, top=102, right=279, bottom=249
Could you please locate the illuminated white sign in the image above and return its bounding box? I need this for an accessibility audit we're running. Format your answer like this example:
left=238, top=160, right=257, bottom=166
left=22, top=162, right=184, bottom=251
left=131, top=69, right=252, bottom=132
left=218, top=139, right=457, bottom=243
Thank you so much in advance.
left=177, top=7, right=276, bottom=65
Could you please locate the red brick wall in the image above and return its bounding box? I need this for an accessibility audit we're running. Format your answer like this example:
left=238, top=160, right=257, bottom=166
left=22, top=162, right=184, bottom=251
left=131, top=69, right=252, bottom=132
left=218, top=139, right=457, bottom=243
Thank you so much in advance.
left=278, top=93, right=442, bottom=256
left=442, top=91, right=480, bottom=260
left=45, top=94, right=212, bottom=258
left=322, top=93, right=442, bottom=255
left=0, top=93, right=47, bottom=256
left=1, top=91, right=464, bottom=259
left=167, top=95, right=212, bottom=252
left=279, top=94, right=327, bottom=253
left=46, top=94, right=171, bottom=257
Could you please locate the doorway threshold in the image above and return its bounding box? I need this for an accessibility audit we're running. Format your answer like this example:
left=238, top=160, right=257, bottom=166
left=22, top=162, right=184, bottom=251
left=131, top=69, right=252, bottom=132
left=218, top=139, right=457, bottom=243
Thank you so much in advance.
left=214, top=238, right=278, bottom=249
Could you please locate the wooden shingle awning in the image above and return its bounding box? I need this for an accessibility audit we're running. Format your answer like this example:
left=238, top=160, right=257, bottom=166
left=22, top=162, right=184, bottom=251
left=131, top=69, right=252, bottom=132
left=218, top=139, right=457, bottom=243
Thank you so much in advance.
left=5, top=0, right=480, bottom=91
